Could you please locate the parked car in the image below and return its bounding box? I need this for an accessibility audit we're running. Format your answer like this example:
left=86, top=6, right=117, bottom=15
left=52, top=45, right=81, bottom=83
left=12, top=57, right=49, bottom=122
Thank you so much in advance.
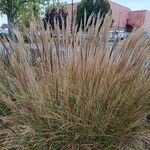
left=108, top=30, right=130, bottom=42
left=143, top=31, right=150, bottom=37
left=0, top=27, right=8, bottom=38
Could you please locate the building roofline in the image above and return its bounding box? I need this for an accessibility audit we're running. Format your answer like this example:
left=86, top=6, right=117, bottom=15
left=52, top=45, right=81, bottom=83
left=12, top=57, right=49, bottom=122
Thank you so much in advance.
left=130, top=10, right=149, bottom=12
left=109, top=0, right=130, bottom=10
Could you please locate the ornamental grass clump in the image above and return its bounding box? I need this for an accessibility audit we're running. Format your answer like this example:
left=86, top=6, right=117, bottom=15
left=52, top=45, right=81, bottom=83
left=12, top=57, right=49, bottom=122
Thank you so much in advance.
left=0, top=14, right=150, bottom=150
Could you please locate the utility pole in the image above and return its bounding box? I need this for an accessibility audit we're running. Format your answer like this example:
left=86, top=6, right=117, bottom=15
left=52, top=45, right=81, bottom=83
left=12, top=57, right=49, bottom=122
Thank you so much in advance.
left=71, top=0, right=74, bottom=33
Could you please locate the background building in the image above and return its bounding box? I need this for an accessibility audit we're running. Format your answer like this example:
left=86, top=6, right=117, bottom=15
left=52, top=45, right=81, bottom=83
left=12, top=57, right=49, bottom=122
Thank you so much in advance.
left=66, top=0, right=150, bottom=31
left=127, top=10, right=150, bottom=29
left=109, top=1, right=130, bottom=30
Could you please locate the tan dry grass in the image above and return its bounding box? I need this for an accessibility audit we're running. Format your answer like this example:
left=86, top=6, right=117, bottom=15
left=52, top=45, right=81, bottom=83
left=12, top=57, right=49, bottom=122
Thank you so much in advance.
left=0, top=14, right=150, bottom=149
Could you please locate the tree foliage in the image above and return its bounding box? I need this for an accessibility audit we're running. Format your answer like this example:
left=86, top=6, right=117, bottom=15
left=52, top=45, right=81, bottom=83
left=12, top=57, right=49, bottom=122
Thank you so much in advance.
left=76, top=0, right=110, bottom=30
left=0, top=0, right=49, bottom=25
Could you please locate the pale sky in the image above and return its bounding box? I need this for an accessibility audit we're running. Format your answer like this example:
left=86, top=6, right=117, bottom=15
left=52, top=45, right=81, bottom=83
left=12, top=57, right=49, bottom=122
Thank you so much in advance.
left=111, top=0, right=150, bottom=10
left=1, top=0, right=150, bottom=26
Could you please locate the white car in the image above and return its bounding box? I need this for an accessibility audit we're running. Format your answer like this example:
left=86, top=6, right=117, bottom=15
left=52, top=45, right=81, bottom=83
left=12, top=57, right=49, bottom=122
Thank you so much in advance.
left=0, top=27, right=8, bottom=34
left=108, top=30, right=129, bottom=42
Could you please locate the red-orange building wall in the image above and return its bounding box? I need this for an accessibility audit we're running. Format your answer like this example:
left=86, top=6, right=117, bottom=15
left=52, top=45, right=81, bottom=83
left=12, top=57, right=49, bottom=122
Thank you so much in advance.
left=128, top=10, right=146, bottom=28
left=109, top=1, right=130, bottom=29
